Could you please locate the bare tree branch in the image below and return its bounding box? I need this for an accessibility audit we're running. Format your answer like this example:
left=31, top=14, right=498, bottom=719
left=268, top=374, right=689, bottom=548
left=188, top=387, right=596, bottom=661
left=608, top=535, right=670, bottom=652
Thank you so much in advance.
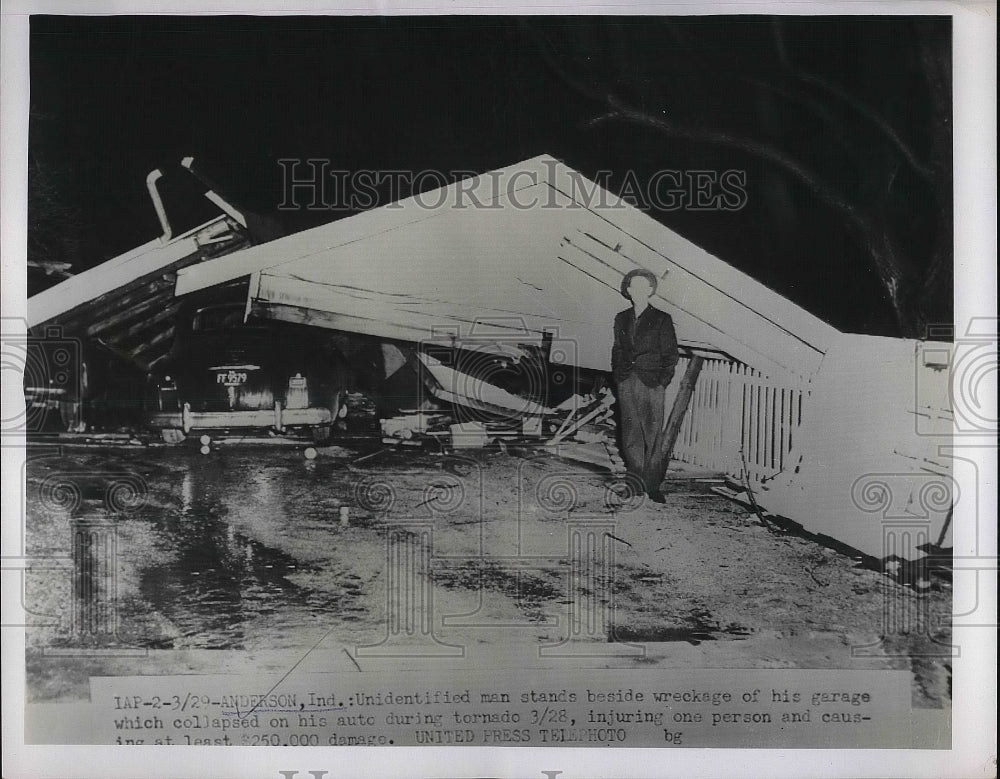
left=524, top=18, right=944, bottom=336
left=516, top=19, right=609, bottom=107
left=795, top=72, right=934, bottom=182
left=914, top=27, right=954, bottom=318
left=743, top=77, right=865, bottom=166
left=770, top=17, right=933, bottom=182
left=588, top=97, right=923, bottom=334
left=28, top=154, right=82, bottom=278
left=771, top=18, right=790, bottom=69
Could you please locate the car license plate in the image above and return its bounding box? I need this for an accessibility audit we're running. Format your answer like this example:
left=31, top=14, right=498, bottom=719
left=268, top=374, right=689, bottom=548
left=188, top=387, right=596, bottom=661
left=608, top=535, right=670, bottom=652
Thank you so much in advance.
left=216, top=370, right=249, bottom=386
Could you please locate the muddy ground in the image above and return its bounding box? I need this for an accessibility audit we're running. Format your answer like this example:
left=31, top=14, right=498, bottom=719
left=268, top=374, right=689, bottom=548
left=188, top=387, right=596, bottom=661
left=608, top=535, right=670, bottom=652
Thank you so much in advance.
left=23, top=440, right=951, bottom=708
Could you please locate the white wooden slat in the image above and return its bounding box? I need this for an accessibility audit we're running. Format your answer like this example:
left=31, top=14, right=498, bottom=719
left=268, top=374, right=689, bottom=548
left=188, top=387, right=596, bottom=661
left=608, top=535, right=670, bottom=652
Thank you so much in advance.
left=658, top=354, right=806, bottom=483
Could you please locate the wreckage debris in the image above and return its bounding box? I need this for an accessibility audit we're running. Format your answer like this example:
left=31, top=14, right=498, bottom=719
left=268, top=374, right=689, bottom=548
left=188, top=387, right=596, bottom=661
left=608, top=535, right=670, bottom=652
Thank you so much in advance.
left=380, top=411, right=453, bottom=439
left=24, top=155, right=955, bottom=564
left=369, top=379, right=628, bottom=471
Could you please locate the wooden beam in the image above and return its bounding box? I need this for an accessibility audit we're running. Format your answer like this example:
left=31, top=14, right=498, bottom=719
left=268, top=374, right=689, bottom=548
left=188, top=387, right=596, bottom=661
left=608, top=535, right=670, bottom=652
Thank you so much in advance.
left=55, top=279, right=172, bottom=333
left=93, top=337, right=149, bottom=371
left=545, top=393, right=614, bottom=445
left=86, top=290, right=174, bottom=337
left=40, top=241, right=214, bottom=333
left=126, top=326, right=176, bottom=361
left=118, top=302, right=180, bottom=340
left=128, top=342, right=172, bottom=372
left=29, top=234, right=200, bottom=328
left=658, top=356, right=705, bottom=470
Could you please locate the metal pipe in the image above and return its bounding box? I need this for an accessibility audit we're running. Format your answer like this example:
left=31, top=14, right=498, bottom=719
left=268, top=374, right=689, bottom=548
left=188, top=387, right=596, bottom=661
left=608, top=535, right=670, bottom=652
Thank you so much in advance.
left=145, top=169, right=172, bottom=241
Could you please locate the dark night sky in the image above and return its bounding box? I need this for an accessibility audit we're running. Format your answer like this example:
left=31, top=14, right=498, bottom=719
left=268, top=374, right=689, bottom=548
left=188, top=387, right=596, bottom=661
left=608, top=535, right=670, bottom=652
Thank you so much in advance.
left=28, top=15, right=952, bottom=336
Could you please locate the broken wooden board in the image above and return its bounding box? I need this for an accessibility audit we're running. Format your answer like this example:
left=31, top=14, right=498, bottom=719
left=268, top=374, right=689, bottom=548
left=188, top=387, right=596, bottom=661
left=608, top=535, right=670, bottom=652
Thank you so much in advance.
left=540, top=441, right=626, bottom=473
left=28, top=215, right=251, bottom=370
left=417, top=352, right=553, bottom=417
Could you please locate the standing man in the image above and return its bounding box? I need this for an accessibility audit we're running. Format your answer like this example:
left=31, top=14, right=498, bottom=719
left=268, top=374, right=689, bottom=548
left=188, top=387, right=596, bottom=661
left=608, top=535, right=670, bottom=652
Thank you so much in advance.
left=611, top=269, right=680, bottom=503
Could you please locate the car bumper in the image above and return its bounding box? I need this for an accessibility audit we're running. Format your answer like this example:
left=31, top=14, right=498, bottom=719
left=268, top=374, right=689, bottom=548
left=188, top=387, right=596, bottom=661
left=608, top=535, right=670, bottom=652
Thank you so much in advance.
left=148, top=402, right=332, bottom=433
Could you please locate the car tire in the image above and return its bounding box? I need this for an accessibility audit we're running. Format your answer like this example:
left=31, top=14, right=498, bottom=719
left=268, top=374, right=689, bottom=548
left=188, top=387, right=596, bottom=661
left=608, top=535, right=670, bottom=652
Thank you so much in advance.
left=312, top=388, right=346, bottom=444
left=161, top=428, right=186, bottom=445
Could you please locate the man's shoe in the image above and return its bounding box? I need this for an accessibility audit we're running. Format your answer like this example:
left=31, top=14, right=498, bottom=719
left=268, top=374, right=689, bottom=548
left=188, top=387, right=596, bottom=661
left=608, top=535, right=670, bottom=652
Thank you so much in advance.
left=647, top=490, right=667, bottom=504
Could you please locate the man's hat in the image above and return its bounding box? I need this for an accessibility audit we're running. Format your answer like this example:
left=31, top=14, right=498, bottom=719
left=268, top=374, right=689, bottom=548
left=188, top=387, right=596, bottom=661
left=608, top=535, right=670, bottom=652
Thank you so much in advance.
left=620, top=268, right=659, bottom=299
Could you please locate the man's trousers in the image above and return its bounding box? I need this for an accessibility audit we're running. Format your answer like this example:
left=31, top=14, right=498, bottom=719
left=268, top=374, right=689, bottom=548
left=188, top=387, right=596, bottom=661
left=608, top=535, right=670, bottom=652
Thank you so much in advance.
left=616, top=373, right=668, bottom=492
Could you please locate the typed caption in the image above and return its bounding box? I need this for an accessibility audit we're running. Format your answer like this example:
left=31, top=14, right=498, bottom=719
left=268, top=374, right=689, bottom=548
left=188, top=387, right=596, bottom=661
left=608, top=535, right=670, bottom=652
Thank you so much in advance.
left=70, top=668, right=945, bottom=749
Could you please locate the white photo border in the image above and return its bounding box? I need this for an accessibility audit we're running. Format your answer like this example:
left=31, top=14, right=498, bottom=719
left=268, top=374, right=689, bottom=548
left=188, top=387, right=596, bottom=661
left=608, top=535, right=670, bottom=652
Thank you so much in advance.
left=2, top=2, right=995, bottom=778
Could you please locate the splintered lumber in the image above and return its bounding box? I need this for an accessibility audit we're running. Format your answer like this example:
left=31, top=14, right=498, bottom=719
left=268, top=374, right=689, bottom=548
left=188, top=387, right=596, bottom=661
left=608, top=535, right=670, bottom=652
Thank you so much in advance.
left=380, top=412, right=452, bottom=438
left=546, top=389, right=615, bottom=445
left=126, top=326, right=176, bottom=362
left=58, top=279, right=172, bottom=333
left=543, top=441, right=626, bottom=474
left=450, top=421, right=490, bottom=448
left=521, top=415, right=544, bottom=437
left=554, top=393, right=590, bottom=412
left=86, top=289, right=175, bottom=336
left=119, top=303, right=180, bottom=339
left=711, top=484, right=749, bottom=502
left=573, top=428, right=610, bottom=444
left=417, top=352, right=553, bottom=418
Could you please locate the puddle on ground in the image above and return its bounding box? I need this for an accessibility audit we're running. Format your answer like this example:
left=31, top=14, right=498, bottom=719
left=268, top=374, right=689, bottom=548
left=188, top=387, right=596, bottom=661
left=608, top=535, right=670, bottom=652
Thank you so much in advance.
left=31, top=447, right=378, bottom=651
left=431, top=561, right=562, bottom=623
left=136, top=456, right=364, bottom=650
left=140, top=526, right=319, bottom=649
left=611, top=607, right=753, bottom=645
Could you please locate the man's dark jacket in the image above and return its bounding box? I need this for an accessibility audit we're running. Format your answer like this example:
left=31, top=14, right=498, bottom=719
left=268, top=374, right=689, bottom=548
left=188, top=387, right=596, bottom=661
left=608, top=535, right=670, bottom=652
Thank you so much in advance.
left=611, top=305, right=680, bottom=388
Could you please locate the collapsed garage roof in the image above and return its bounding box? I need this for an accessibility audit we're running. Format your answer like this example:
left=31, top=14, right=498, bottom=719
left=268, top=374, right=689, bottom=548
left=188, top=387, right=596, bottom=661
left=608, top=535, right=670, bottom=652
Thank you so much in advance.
left=27, top=160, right=257, bottom=370
left=26, top=155, right=953, bottom=561
left=175, top=155, right=840, bottom=385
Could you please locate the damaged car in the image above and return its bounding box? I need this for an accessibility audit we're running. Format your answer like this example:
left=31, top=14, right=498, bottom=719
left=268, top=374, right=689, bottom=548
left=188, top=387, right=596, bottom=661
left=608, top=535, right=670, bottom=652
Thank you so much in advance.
left=145, top=302, right=349, bottom=444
